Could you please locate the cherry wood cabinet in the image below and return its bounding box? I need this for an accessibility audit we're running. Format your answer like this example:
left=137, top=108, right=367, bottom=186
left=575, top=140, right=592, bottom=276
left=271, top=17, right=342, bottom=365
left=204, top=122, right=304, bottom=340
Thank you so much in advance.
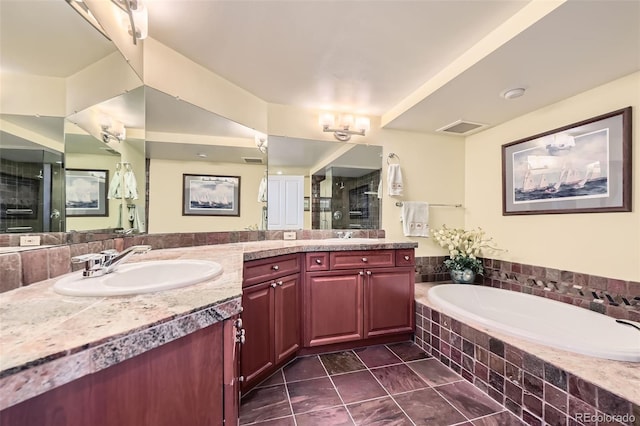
left=305, top=270, right=364, bottom=346
left=364, top=267, right=414, bottom=338
left=0, top=320, right=238, bottom=426
left=241, top=255, right=301, bottom=391
left=303, top=250, right=415, bottom=348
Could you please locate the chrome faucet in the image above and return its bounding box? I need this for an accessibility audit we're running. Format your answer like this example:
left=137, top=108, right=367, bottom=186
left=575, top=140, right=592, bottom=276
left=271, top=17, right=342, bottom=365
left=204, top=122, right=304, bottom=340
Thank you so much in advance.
left=71, top=245, right=152, bottom=277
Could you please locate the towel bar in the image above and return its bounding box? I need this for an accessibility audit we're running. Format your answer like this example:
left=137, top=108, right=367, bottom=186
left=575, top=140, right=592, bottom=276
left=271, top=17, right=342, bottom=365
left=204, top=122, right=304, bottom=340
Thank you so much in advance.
left=395, top=202, right=463, bottom=208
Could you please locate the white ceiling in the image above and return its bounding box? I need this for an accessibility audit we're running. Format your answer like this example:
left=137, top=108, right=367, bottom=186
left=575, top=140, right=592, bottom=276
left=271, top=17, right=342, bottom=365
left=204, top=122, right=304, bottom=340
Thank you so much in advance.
left=1, top=0, right=638, bottom=162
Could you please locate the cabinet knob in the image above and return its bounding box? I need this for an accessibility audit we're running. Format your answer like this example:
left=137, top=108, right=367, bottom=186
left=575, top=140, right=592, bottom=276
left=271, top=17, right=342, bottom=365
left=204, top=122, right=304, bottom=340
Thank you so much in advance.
left=361, top=257, right=368, bottom=262
left=359, top=271, right=364, bottom=276
left=272, top=265, right=279, bottom=271
left=315, top=259, right=322, bottom=264
left=238, top=376, right=245, bottom=383
left=277, top=281, right=284, bottom=286
left=404, top=255, right=410, bottom=261
left=366, top=271, right=372, bottom=276
left=235, top=318, right=243, bottom=329
left=270, top=283, right=277, bottom=288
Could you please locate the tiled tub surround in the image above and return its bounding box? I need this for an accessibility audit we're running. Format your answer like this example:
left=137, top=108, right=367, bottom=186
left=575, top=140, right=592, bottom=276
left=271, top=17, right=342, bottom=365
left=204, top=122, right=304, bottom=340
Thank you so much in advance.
left=415, top=283, right=640, bottom=426
left=0, top=238, right=414, bottom=410
left=414, top=257, right=640, bottom=321
left=0, top=229, right=385, bottom=292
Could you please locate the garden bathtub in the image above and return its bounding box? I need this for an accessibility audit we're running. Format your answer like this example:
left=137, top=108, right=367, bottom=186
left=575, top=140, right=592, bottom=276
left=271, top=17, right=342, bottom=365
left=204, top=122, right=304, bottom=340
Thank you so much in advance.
left=428, top=284, right=640, bottom=362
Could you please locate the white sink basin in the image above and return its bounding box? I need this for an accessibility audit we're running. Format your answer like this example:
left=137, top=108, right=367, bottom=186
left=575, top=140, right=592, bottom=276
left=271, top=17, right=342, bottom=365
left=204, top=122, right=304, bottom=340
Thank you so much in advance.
left=53, top=259, right=223, bottom=297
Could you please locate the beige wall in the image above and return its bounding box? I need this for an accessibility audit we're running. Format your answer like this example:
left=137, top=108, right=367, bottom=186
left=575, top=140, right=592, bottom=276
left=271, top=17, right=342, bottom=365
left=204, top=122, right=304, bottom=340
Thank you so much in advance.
left=148, top=159, right=266, bottom=233
left=379, top=129, right=466, bottom=257
left=465, top=71, right=640, bottom=281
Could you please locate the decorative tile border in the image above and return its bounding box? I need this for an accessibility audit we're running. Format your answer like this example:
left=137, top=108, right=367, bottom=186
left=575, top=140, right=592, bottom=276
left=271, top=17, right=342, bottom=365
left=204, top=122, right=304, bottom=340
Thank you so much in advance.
left=414, top=302, right=639, bottom=426
left=415, top=257, right=640, bottom=321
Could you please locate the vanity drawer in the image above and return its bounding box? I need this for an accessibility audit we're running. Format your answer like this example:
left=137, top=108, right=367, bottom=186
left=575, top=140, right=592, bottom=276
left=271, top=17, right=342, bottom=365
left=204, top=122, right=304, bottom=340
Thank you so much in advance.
left=243, top=254, right=301, bottom=287
left=329, top=250, right=395, bottom=270
left=305, top=252, right=329, bottom=271
left=395, top=249, right=415, bottom=266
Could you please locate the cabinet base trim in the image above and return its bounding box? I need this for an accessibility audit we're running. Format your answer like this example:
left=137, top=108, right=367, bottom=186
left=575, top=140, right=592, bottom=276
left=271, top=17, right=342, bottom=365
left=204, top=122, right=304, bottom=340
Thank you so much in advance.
left=297, top=333, right=413, bottom=357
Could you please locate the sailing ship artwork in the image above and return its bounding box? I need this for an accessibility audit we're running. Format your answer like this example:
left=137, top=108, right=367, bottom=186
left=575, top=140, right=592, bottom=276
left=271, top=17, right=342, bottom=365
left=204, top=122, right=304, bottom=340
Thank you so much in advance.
left=183, top=174, right=240, bottom=216
left=512, top=128, right=609, bottom=203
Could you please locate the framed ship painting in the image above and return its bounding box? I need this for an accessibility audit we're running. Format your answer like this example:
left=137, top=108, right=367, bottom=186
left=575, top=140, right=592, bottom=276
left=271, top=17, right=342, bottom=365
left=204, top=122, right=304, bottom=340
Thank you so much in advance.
left=65, top=169, right=108, bottom=217
left=183, top=174, right=240, bottom=216
left=502, top=107, right=631, bottom=215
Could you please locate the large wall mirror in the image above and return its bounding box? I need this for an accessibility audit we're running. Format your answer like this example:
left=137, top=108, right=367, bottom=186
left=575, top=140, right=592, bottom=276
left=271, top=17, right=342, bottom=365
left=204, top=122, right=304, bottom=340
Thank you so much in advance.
left=145, top=87, right=267, bottom=233
left=268, top=137, right=382, bottom=230
left=1, top=1, right=384, bottom=248
left=0, top=0, right=144, bottom=243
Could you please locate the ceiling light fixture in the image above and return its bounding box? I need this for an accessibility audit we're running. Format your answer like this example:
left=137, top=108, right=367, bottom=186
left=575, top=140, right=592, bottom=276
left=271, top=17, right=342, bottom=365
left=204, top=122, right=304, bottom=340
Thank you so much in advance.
left=501, top=87, right=526, bottom=100
left=319, top=112, right=370, bottom=141
left=255, top=133, right=268, bottom=153
left=111, top=0, right=148, bottom=45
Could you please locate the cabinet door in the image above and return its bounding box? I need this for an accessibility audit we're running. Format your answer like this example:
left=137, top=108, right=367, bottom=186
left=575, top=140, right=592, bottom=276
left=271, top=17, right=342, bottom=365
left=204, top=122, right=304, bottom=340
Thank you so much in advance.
left=223, top=317, right=241, bottom=426
left=241, top=282, right=274, bottom=389
left=274, top=274, right=300, bottom=363
left=364, top=267, right=415, bottom=338
left=304, top=270, right=364, bottom=347
left=0, top=324, right=225, bottom=426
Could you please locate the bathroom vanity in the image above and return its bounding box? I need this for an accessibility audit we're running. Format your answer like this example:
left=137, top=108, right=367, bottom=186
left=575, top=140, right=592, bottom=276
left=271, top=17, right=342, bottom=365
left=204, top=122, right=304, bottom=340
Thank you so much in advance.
left=0, top=238, right=417, bottom=425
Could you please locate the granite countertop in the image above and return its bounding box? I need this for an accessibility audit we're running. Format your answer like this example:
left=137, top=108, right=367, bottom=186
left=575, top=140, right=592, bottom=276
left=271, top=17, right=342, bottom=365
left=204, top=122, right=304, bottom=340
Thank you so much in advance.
left=0, top=238, right=416, bottom=410
left=415, top=283, right=640, bottom=406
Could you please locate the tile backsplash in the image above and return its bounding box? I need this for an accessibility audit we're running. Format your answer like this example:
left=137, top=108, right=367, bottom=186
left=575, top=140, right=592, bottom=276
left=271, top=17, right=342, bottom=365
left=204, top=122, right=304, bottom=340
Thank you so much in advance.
left=0, top=229, right=385, bottom=293
left=415, top=257, right=639, bottom=321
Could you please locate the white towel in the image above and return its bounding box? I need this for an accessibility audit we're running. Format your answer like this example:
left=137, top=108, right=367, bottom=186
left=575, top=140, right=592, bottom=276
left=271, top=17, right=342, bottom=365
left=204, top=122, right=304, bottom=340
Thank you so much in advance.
left=108, top=170, right=121, bottom=199
left=123, top=170, right=138, bottom=199
left=401, top=201, right=429, bottom=237
left=387, top=164, right=403, bottom=196
left=258, top=177, right=267, bottom=202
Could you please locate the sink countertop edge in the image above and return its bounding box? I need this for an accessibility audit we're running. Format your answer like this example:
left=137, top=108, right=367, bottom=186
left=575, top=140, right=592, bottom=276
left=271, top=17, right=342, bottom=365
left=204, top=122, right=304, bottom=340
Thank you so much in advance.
left=0, top=238, right=416, bottom=410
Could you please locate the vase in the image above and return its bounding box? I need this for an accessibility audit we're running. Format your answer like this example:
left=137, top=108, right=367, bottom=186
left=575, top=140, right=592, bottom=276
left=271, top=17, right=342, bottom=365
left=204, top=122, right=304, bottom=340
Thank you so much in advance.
left=450, top=268, right=476, bottom=284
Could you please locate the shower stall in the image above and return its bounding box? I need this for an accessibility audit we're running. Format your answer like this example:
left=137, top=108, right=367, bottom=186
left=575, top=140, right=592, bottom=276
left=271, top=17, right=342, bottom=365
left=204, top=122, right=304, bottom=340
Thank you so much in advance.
left=0, top=149, right=65, bottom=233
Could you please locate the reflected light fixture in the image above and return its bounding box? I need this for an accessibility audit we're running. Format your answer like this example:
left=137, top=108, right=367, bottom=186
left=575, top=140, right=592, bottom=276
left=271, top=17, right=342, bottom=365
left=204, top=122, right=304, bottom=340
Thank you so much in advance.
left=65, top=0, right=110, bottom=40
left=111, top=0, right=148, bottom=45
left=101, top=119, right=127, bottom=143
left=255, top=133, right=268, bottom=153
left=319, top=112, right=370, bottom=141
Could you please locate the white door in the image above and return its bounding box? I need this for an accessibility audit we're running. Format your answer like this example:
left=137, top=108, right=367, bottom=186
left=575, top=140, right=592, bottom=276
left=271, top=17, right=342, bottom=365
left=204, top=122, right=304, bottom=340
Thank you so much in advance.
left=267, top=175, right=304, bottom=230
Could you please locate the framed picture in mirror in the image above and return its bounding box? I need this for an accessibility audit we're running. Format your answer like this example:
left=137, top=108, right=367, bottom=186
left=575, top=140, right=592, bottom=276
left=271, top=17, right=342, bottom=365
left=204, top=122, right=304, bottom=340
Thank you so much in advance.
left=183, top=174, right=241, bottom=216
left=65, top=169, right=108, bottom=217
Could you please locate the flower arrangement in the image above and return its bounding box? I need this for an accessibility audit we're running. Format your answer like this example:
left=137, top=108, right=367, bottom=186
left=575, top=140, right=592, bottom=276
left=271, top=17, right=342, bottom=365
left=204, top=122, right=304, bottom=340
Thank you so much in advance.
left=430, top=225, right=498, bottom=275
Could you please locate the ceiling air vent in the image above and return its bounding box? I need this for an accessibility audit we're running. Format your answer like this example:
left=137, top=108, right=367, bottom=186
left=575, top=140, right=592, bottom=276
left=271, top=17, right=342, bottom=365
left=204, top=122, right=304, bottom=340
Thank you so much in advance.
left=242, top=157, right=264, bottom=164
left=436, top=119, right=487, bottom=135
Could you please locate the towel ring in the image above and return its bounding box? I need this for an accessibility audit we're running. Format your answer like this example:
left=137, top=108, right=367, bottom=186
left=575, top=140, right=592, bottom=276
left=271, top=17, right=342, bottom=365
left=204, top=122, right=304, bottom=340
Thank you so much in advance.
left=387, top=153, right=400, bottom=165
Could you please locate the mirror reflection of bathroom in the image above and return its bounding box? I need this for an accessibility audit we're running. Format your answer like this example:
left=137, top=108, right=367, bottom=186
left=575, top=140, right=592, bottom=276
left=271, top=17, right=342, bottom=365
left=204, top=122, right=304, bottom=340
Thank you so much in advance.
left=268, top=136, right=382, bottom=230
left=0, top=115, right=65, bottom=233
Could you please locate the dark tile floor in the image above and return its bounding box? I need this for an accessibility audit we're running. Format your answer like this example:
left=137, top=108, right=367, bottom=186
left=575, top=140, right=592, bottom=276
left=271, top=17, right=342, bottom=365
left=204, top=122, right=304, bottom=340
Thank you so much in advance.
left=240, top=342, right=524, bottom=426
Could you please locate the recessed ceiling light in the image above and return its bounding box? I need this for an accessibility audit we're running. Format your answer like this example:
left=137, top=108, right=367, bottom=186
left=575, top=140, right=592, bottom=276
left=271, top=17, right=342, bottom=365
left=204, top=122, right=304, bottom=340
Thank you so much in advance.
left=196, top=153, right=207, bottom=158
left=501, top=88, right=526, bottom=100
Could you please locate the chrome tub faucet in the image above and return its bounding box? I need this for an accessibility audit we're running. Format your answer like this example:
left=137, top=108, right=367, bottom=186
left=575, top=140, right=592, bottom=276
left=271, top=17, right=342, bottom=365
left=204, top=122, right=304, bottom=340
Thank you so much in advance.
left=72, top=245, right=152, bottom=277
